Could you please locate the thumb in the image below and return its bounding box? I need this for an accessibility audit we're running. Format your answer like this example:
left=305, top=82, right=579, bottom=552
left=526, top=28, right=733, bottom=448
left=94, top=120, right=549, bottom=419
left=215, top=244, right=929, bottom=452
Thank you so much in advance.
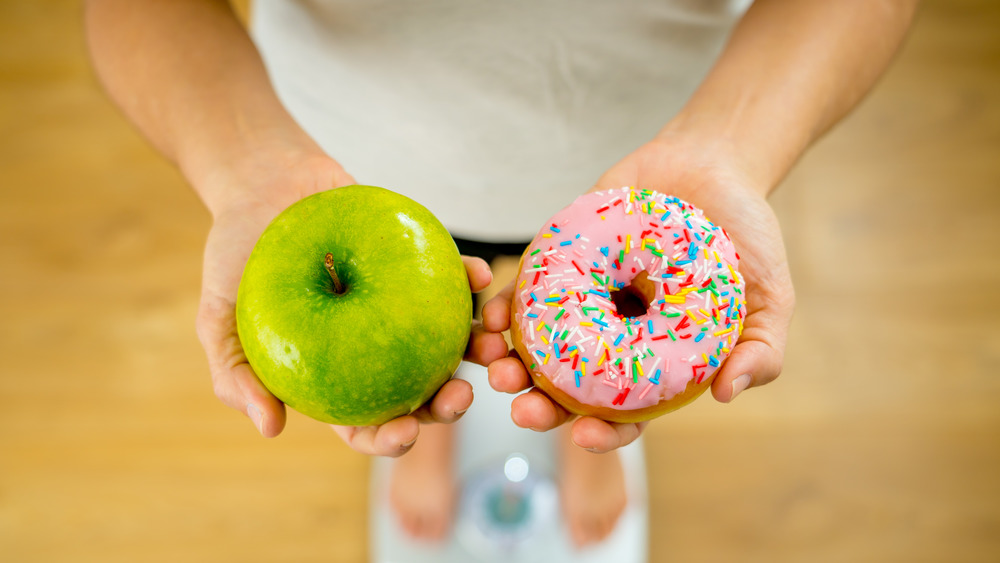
left=197, top=294, right=287, bottom=437
left=711, top=287, right=795, bottom=403
left=210, top=362, right=287, bottom=438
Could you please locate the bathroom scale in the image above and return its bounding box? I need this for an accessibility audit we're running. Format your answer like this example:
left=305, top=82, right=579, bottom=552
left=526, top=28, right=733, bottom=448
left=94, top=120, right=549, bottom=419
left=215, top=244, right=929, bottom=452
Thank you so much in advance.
left=369, top=362, right=648, bottom=563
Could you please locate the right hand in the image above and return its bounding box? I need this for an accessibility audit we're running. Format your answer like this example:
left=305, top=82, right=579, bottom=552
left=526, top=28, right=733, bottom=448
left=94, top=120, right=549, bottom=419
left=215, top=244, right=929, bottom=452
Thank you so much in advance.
left=194, top=149, right=508, bottom=455
left=195, top=149, right=355, bottom=440
left=329, top=254, right=505, bottom=456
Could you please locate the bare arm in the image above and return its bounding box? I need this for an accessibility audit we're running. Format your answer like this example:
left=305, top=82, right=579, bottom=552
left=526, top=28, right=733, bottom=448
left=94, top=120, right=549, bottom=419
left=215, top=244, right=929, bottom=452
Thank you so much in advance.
left=84, top=0, right=505, bottom=450
left=83, top=0, right=341, bottom=212
left=661, top=0, right=919, bottom=194
left=486, top=0, right=919, bottom=452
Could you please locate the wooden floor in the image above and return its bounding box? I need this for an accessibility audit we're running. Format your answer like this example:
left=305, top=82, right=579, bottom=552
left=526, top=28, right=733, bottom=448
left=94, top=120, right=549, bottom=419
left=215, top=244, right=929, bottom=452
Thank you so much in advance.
left=2, top=1, right=999, bottom=561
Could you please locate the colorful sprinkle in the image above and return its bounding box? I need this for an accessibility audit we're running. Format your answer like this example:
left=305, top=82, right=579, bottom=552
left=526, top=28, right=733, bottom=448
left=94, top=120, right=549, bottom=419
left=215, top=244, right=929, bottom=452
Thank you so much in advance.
left=511, top=187, right=746, bottom=415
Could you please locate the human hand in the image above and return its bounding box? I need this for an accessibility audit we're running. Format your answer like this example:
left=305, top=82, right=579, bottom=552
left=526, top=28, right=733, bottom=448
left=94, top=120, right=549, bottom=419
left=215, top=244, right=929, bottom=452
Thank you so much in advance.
left=483, top=137, right=795, bottom=452
left=194, top=151, right=508, bottom=456
left=328, top=255, right=507, bottom=457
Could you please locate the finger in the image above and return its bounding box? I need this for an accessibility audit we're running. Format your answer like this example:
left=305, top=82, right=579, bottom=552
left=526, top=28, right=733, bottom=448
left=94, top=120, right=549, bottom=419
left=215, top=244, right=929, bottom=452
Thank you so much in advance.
left=197, top=295, right=286, bottom=437
left=570, top=417, right=647, bottom=453
left=410, top=378, right=474, bottom=424
left=462, top=255, right=493, bottom=293
left=711, top=337, right=783, bottom=403
left=711, top=285, right=794, bottom=403
left=331, top=416, right=420, bottom=457
left=211, top=362, right=287, bottom=438
left=465, top=320, right=509, bottom=366
left=481, top=280, right=515, bottom=332
left=487, top=352, right=533, bottom=394
left=510, top=389, right=573, bottom=431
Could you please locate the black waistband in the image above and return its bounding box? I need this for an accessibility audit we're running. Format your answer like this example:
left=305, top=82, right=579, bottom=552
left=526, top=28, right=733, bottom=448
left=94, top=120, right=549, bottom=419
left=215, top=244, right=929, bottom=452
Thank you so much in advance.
left=451, top=236, right=530, bottom=263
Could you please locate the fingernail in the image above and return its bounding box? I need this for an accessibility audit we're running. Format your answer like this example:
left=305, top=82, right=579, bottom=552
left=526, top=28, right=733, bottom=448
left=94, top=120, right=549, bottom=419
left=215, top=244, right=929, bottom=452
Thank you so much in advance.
left=400, top=437, right=418, bottom=452
left=247, top=403, right=264, bottom=435
left=731, top=374, right=752, bottom=401
left=453, top=408, right=468, bottom=419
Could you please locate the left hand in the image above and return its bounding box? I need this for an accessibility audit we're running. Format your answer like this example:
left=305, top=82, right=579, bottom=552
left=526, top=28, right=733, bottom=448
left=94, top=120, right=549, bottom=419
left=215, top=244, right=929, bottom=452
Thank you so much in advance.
left=482, top=137, right=795, bottom=453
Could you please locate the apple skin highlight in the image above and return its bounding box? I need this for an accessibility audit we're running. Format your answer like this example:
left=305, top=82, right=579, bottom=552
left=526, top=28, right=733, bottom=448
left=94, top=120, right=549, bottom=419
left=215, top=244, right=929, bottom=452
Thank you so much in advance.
left=236, top=185, right=472, bottom=426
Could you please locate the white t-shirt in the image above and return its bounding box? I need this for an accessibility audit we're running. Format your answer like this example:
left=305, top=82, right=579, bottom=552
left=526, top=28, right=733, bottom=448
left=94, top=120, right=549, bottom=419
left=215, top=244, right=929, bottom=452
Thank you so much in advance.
left=252, top=0, right=750, bottom=241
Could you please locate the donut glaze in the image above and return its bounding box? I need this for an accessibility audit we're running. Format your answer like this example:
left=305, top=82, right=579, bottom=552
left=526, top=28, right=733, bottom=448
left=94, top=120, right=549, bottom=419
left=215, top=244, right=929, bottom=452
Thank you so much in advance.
left=510, top=188, right=746, bottom=423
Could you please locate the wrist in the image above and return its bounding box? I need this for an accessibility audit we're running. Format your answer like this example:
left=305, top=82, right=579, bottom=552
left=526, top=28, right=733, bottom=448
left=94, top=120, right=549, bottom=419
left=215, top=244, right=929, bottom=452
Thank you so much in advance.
left=654, top=108, right=805, bottom=198
left=187, top=137, right=353, bottom=219
left=643, top=123, right=772, bottom=201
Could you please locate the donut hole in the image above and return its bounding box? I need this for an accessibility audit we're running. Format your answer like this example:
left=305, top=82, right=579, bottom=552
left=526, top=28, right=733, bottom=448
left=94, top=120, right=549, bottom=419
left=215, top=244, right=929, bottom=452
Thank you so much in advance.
left=609, top=270, right=655, bottom=319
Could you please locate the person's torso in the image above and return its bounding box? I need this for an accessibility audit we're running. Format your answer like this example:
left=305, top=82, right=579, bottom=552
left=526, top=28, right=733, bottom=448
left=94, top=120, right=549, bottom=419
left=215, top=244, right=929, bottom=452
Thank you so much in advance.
left=252, top=0, right=750, bottom=240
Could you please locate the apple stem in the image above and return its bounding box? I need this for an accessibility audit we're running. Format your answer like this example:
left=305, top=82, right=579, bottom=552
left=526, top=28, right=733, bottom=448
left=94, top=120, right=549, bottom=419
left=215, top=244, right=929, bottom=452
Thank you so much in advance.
left=324, top=253, right=345, bottom=294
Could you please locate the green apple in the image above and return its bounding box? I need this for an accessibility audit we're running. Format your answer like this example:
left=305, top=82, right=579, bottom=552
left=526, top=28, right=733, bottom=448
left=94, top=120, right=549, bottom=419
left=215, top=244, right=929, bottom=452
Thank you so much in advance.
left=236, top=185, right=472, bottom=426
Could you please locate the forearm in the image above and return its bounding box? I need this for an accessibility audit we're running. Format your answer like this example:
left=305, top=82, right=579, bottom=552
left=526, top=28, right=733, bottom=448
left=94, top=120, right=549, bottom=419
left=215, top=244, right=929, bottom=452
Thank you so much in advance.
left=84, top=0, right=329, bottom=213
left=660, top=0, right=918, bottom=194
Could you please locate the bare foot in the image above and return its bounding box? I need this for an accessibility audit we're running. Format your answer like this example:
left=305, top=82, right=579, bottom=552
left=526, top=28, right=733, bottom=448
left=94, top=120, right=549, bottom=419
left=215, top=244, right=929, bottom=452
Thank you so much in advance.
left=388, top=423, right=457, bottom=541
left=559, top=426, right=627, bottom=547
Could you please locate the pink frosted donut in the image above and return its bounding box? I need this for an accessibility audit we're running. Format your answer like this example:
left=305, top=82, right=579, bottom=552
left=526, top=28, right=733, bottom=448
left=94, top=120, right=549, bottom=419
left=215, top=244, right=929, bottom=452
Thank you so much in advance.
left=509, top=187, right=746, bottom=422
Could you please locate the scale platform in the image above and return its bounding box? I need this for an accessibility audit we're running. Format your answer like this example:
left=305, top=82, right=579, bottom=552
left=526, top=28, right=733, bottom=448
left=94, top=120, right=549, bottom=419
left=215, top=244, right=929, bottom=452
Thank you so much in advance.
left=370, top=362, right=648, bottom=563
